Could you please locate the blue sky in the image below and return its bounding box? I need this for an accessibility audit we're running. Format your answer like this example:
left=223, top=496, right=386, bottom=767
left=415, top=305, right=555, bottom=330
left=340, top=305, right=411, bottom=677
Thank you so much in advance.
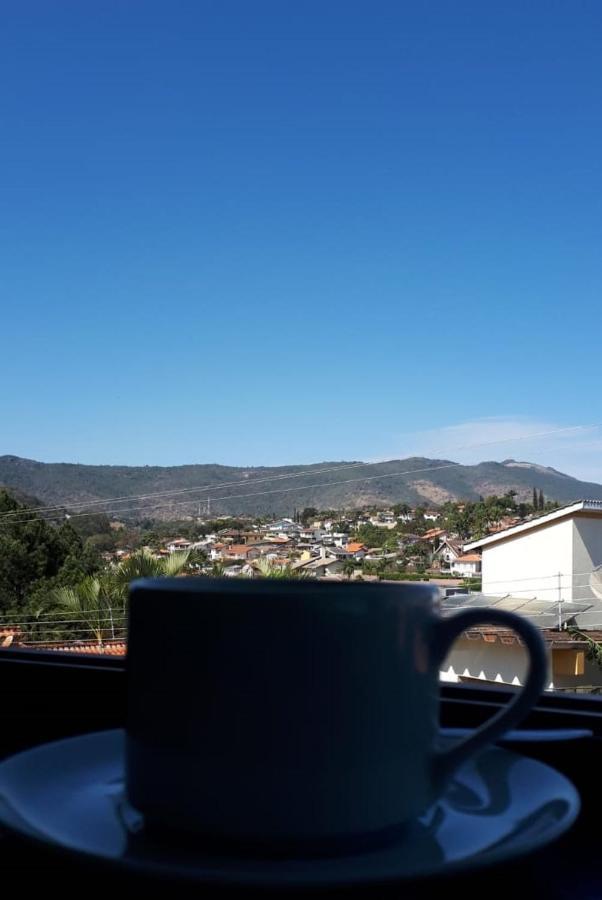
left=1, top=2, right=601, bottom=478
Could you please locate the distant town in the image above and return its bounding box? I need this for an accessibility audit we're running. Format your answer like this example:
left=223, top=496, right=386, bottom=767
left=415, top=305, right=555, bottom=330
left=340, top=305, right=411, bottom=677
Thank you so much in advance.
left=2, top=487, right=602, bottom=693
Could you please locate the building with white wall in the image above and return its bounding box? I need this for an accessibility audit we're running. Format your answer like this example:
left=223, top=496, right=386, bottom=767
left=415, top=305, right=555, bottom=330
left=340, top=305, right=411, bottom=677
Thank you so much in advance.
left=439, top=592, right=602, bottom=692
left=464, top=500, right=602, bottom=604
left=450, top=553, right=482, bottom=577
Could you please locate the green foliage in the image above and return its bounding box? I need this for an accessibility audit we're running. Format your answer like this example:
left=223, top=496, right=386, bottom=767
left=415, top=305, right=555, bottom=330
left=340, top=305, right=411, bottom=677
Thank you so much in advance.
left=342, top=559, right=357, bottom=579
left=377, top=572, right=431, bottom=581
left=0, top=490, right=102, bottom=613
left=43, top=549, right=192, bottom=645
left=0, top=454, right=598, bottom=521
left=439, top=493, right=520, bottom=540
left=462, top=578, right=482, bottom=591
left=354, top=524, right=396, bottom=547
left=70, top=513, right=113, bottom=539
left=253, top=558, right=310, bottom=579
left=568, top=628, right=602, bottom=670
left=411, top=507, right=427, bottom=535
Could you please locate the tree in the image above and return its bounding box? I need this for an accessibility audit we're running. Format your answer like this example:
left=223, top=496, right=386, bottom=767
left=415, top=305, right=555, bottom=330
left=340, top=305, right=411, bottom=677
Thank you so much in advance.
left=45, top=549, right=192, bottom=645
left=109, top=549, right=191, bottom=606
left=300, top=507, right=319, bottom=525
left=342, top=560, right=357, bottom=579
left=532, top=487, right=538, bottom=510
left=253, top=558, right=310, bottom=579
left=412, top=507, right=427, bottom=535
left=48, top=575, right=117, bottom=646
left=0, top=491, right=101, bottom=614
left=539, top=489, right=545, bottom=510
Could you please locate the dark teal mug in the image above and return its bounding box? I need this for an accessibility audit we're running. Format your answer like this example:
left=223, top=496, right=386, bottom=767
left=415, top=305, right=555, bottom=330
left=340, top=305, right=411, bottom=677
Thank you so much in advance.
left=125, top=578, right=547, bottom=843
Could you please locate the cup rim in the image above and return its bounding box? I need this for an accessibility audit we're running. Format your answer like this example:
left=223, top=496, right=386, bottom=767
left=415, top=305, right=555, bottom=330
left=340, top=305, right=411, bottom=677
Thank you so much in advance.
left=129, top=576, right=441, bottom=604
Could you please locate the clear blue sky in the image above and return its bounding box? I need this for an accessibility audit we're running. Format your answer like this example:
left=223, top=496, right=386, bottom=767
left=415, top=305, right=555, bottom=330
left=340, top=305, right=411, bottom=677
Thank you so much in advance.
left=2, top=2, right=601, bottom=476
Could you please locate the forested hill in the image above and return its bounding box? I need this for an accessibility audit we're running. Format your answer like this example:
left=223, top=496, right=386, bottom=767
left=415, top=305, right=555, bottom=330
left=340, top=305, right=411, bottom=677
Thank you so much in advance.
left=1, top=454, right=601, bottom=520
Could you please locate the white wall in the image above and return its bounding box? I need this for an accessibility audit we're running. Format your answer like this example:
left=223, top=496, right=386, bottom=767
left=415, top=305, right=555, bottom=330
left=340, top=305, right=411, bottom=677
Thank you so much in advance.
left=441, top=636, right=602, bottom=691
left=451, top=561, right=481, bottom=576
left=481, top=518, right=575, bottom=600
left=441, top=639, right=531, bottom=686
left=573, top=516, right=602, bottom=601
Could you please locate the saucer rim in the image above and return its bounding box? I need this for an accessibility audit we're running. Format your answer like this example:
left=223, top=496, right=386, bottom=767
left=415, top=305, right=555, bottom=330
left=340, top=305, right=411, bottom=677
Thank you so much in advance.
left=0, top=728, right=581, bottom=887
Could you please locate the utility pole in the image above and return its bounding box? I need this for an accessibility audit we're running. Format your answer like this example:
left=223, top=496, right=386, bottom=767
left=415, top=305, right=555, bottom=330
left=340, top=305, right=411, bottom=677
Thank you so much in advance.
left=558, top=571, right=562, bottom=631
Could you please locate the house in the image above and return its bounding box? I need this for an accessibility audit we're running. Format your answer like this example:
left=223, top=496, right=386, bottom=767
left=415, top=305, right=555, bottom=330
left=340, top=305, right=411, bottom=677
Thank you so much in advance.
left=345, top=542, right=367, bottom=560
left=299, top=528, right=323, bottom=543
left=166, top=538, right=193, bottom=552
left=292, top=548, right=346, bottom=577
left=432, top=538, right=463, bottom=569
left=439, top=592, right=602, bottom=692
left=450, top=553, right=482, bottom=578
left=363, top=548, right=397, bottom=562
left=329, top=546, right=352, bottom=559
left=422, top=527, right=447, bottom=543
left=219, top=529, right=258, bottom=545
left=368, top=516, right=397, bottom=530
left=267, top=519, right=299, bottom=534
left=464, top=499, right=602, bottom=602
left=220, top=545, right=261, bottom=562
left=209, top=542, right=226, bottom=560
left=319, top=532, right=348, bottom=547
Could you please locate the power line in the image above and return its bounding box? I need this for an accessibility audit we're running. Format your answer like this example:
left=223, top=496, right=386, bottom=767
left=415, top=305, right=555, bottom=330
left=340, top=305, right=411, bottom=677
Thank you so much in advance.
left=2, top=420, right=600, bottom=525
left=0, top=614, right=127, bottom=626
left=0, top=461, right=470, bottom=525
left=0, top=574, right=598, bottom=625
left=0, top=460, right=378, bottom=518
left=13, top=638, right=126, bottom=646
left=456, top=569, right=600, bottom=588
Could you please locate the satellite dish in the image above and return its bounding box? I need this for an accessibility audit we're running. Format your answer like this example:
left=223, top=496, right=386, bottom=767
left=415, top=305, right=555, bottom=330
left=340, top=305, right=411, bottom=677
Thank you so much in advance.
left=590, top=566, right=602, bottom=601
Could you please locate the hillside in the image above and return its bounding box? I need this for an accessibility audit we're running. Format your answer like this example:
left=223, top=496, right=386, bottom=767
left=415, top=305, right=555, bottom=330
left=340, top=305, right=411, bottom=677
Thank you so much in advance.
left=1, top=454, right=601, bottom=521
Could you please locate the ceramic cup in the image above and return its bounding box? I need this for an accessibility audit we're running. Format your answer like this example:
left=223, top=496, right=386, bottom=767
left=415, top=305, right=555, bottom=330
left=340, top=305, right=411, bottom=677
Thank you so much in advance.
left=125, top=578, right=547, bottom=845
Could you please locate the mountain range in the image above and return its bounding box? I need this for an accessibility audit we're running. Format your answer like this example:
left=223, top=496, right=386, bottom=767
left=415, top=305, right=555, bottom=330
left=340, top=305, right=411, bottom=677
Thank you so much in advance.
left=1, top=454, right=602, bottom=521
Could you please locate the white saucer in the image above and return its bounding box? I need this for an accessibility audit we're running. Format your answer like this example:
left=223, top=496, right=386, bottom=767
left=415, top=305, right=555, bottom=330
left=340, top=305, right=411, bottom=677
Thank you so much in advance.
left=0, top=729, right=579, bottom=887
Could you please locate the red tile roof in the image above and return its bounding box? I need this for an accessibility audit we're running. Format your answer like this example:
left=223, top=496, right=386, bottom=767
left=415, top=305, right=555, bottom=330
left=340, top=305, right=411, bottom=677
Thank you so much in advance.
left=26, top=641, right=127, bottom=656
left=223, top=544, right=256, bottom=555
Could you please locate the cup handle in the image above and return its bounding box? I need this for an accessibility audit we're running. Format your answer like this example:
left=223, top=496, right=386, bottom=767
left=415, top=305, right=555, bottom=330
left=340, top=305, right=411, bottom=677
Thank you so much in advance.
left=431, top=608, right=548, bottom=784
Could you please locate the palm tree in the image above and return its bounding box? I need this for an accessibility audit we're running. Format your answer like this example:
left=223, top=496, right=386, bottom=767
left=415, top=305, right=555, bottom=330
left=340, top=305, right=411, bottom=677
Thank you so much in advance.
left=110, top=549, right=191, bottom=606
left=47, top=550, right=191, bottom=646
left=253, top=558, right=310, bottom=579
left=48, top=575, right=117, bottom=647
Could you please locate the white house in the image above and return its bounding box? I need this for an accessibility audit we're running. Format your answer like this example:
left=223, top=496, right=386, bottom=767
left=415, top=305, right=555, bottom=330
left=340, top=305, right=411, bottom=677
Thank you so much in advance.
left=292, top=548, right=346, bottom=577
left=267, top=519, right=299, bottom=534
left=433, top=538, right=464, bottom=569
left=166, top=538, right=193, bottom=552
left=450, top=553, right=482, bottom=578
left=464, top=500, right=602, bottom=603
left=439, top=589, right=602, bottom=691
left=368, top=516, right=397, bottom=530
